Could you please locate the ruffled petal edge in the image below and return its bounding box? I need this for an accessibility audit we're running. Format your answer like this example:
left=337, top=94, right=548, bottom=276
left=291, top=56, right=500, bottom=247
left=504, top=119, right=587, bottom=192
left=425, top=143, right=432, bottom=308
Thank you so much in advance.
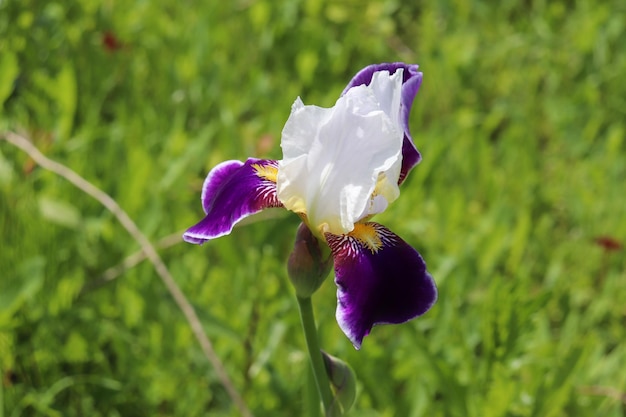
left=183, top=158, right=282, bottom=244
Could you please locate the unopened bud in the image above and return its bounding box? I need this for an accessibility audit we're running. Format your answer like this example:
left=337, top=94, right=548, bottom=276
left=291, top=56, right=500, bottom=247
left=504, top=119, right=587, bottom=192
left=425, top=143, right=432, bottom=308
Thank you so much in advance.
left=322, top=350, right=357, bottom=413
left=287, top=223, right=332, bottom=298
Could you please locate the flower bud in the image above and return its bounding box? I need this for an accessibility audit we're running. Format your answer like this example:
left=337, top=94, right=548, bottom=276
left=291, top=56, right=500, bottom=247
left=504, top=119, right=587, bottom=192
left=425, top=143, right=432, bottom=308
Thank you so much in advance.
left=322, top=350, right=357, bottom=413
left=287, top=223, right=332, bottom=298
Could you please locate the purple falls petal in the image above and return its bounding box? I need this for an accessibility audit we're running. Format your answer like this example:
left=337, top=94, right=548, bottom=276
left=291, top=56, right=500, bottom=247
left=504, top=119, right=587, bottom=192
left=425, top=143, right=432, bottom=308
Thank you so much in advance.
left=183, top=158, right=282, bottom=244
left=325, top=222, right=437, bottom=349
left=342, top=63, right=423, bottom=184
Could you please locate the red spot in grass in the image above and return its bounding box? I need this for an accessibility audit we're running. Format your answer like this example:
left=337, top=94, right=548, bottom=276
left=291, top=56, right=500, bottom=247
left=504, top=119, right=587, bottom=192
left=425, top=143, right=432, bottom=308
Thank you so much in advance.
left=594, top=236, right=623, bottom=252
left=102, top=31, right=123, bottom=52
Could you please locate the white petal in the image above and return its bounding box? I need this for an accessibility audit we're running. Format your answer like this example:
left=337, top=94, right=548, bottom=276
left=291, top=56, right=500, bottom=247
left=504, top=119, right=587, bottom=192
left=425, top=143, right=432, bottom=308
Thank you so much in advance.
left=368, top=70, right=403, bottom=130
left=277, top=70, right=405, bottom=235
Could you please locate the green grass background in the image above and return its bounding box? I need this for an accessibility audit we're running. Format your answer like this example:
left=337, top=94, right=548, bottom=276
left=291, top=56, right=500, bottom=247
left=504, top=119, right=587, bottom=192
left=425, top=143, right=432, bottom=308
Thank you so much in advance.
left=1, top=0, right=625, bottom=416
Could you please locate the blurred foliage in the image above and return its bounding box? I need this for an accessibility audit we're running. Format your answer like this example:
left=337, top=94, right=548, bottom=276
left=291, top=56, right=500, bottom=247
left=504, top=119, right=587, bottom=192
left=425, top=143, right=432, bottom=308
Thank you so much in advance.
left=1, top=0, right=625, bottom=416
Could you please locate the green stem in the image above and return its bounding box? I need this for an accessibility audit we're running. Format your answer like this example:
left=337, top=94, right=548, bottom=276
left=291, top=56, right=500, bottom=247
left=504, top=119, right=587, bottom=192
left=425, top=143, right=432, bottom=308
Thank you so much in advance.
left=297, top=296, right=340, bottom=417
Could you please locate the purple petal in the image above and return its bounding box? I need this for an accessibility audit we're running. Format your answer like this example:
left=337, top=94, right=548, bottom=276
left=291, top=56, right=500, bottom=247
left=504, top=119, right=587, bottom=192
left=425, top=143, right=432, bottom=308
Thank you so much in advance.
left=183, top=158, right=282, bottom=244
left=342, top=63, right=423, bottom=184
left=325, top=222, right=437, bottom=349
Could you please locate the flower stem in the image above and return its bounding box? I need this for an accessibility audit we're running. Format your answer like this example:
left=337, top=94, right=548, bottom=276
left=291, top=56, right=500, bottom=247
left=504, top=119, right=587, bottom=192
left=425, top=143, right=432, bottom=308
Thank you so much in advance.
left=297, top=296, right=341, bottom=417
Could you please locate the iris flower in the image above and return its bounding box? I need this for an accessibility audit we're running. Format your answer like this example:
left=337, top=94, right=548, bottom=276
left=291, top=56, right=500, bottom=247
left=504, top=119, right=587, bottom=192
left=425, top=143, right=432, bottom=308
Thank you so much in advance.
left=184, top=63, right=437, bottom=349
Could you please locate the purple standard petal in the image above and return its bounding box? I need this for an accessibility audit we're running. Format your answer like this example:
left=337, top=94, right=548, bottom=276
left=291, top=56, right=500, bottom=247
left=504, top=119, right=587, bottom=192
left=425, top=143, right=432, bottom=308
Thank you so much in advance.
left=342, top=63, right=423, bottom=184
left=325, top=222, right=437, bottom=349
left=183, top=158, right=282, bottom=244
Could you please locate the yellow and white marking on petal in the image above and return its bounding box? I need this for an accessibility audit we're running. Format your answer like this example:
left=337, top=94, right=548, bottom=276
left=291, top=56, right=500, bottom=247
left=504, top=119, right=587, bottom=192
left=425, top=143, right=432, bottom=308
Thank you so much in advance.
left=349, top=223, right=383, bottom=253
left=252, top=163, right=278, bottom=183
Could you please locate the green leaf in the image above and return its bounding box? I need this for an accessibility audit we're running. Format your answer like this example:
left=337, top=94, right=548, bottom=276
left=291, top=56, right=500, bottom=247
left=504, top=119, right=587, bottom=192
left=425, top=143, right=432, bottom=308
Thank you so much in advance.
left=0, top=51, right=18, bottom=106
left=55, top=63, right=77, bottom=139
left=62, top=332, right=89, bottom=363
left=38, top=196, right=82, bottom=229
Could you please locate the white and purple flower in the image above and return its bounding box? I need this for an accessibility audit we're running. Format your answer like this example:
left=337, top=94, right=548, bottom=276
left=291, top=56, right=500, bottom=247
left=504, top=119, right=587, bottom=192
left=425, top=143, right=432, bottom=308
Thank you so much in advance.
left=184, top=63, right=437, bottom=349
